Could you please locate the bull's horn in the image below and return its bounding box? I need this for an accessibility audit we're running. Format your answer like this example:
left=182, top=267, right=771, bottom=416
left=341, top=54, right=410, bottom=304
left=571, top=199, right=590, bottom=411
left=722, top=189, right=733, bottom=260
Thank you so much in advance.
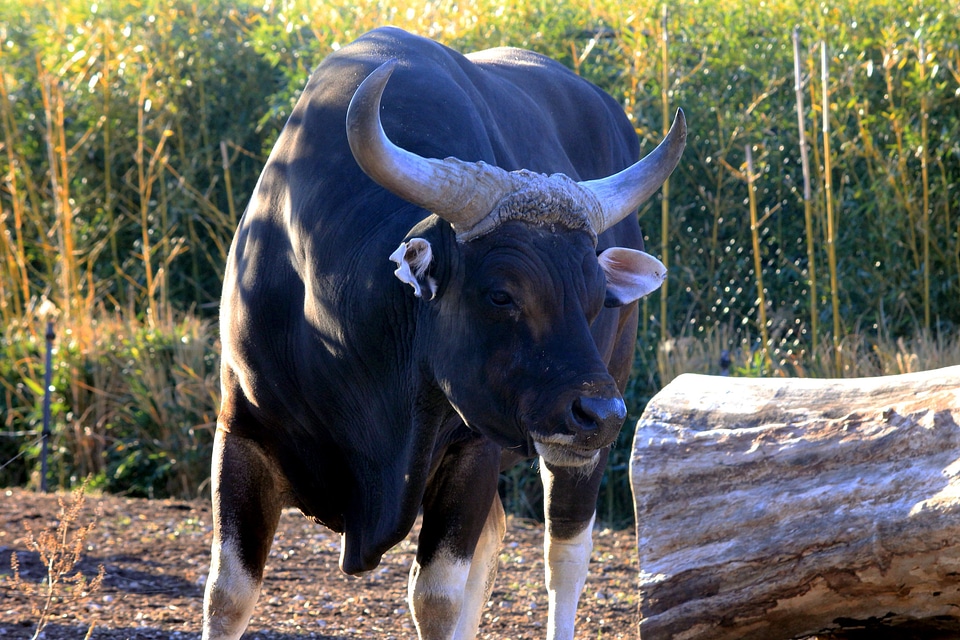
left=580, top=109, right=687, bottom=234
left=346, top=59, right=518, bottom=233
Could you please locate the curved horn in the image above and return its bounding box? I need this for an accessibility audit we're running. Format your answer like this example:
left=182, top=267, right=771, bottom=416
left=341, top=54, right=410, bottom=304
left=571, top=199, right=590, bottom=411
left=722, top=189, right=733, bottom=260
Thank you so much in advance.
left=580, top=109, right=687, bottom=234
left=346, top=59, right=517, bottom=232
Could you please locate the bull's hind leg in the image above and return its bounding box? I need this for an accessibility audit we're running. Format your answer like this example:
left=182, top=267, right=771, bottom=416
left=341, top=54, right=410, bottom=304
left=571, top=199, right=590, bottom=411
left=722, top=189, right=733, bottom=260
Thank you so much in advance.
left=540, top=449, right=608, bottom=640
left=202, top=426, right=284, bottom=640
left=409, top=436, right=504, bottom=640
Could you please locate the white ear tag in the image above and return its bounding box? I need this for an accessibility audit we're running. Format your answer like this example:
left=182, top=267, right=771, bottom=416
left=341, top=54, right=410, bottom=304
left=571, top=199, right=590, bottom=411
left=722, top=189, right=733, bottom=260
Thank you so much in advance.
left=598, top=247, right=666, bottom=305
left=389, top=238, right=435, bottom=299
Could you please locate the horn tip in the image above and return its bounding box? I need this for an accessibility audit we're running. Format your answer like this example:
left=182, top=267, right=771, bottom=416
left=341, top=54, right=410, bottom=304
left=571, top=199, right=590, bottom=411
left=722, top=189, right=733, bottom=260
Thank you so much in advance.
left=376, top=57, right=400, bottom=75
left=360, top=58, right=400, bottom=94
left=671, top=108, right=687, bottom=138
left=347, top=59, right=401, bottom=147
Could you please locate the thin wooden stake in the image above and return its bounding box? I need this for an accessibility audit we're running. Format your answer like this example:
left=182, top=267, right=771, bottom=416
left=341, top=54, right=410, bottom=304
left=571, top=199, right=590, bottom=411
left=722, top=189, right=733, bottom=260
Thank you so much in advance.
left=40, top=320, right=55, bottom=493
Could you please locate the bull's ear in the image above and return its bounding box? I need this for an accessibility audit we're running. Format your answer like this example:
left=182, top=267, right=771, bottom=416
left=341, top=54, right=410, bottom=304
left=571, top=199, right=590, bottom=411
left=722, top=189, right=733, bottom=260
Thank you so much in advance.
left=598, top=247, right=666, bottom=307
left=389, top=238, right=437, bottom=299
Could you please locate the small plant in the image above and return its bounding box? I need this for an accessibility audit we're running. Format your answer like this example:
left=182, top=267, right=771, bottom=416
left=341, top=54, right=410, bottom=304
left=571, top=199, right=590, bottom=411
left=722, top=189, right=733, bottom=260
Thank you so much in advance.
left=9, top=479, right=105, bottom=640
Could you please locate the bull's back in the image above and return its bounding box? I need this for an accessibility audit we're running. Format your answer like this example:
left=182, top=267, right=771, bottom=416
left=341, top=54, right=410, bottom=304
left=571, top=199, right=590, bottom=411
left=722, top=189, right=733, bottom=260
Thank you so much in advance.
left=238, top=27, right=642, bottom=254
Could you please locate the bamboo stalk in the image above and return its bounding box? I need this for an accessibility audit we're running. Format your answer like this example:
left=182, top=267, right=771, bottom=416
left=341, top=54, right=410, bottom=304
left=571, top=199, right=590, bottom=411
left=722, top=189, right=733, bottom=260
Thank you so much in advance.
left=0, top=72, right=30, bottom=318
left=882, top=45, right=921, bottom=272
left=40, top=68, right=78, bottom=324
left=0, top=200, right=16, bottom=324
left=136, top=74, right=156, bottom=324
left=918, top=39, right=930, bottom=332
left=806, top=53, right=824, bottom=224
left=746, top=145, right=770, bottom=368
left=659, top=3, right=671, bottom=343
left=792, top=28, right=819, bottom=351
left=615, top=14, right=655, bottom=338
left=101, top=21, right=122, bottom=304
left=220, top=140, right=237, bottom=229
left=159, top=173, right=170, bottom=324
left=0, top=50, right=49, bottom=293
left=821, top=41, right=842, bottom=375
left=135, top=74, right=172, bottom=325
left=707, top=152, right=726, bottom=288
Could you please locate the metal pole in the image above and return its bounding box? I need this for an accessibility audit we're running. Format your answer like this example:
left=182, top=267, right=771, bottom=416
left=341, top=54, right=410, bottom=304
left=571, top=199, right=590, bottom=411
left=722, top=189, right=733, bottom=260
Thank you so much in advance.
left=40, top=320, right=55, bottom=493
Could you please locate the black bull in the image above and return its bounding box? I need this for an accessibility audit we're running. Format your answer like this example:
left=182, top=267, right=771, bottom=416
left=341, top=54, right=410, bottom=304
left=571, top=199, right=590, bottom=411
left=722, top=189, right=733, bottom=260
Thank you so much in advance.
left=202, top=27, right=685, bottom=640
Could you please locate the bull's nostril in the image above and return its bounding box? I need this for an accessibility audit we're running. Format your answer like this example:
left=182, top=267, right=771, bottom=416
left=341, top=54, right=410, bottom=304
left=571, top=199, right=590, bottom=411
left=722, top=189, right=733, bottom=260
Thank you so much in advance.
left=572, top=396, right=627, bottom=431
left=572, top=398, right=598, bottom=430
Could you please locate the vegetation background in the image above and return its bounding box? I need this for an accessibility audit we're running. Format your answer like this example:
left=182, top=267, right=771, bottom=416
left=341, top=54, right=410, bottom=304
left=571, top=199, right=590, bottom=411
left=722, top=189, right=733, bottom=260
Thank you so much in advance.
left=1, top=0, right=958, bottom=526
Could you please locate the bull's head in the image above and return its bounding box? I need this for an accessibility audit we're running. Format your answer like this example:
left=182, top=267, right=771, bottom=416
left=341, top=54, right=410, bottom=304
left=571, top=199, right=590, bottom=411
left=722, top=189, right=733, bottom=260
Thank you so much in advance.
left=347, top=60, right=686, bottom=468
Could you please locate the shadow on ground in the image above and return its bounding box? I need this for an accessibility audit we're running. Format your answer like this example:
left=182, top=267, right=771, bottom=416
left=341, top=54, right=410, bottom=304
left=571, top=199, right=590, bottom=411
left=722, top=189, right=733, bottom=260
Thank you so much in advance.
left=0, top=623, right=364, bottom=639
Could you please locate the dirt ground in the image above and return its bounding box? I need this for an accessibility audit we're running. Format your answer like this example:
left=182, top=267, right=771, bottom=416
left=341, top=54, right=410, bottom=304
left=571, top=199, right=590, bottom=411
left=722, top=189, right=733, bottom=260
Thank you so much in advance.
left=0, top=487, right=639, bottom=639
left=3, top=487, right=957, bottom=640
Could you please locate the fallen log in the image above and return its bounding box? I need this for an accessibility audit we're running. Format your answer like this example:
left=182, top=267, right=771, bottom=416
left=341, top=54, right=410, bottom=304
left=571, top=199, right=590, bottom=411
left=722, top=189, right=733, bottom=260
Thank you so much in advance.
left=630, top=366, right=960, bottom=640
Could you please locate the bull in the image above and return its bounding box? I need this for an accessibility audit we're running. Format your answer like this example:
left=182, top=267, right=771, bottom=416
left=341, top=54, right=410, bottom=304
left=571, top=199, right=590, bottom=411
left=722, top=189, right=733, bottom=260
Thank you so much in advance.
left=202, top=26, right=685, bottom=640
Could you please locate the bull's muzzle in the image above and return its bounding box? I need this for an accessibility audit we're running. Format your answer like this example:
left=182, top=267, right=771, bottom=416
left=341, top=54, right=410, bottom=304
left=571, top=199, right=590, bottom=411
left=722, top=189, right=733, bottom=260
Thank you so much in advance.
left=532, top=389, right=627, bottom=469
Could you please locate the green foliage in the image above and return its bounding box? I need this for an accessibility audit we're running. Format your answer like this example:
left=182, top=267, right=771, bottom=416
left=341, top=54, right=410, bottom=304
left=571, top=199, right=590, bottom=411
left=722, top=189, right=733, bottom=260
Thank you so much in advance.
left=1, top=0, right=959, bottom=525
left=1, top=314, right=218, bottom=498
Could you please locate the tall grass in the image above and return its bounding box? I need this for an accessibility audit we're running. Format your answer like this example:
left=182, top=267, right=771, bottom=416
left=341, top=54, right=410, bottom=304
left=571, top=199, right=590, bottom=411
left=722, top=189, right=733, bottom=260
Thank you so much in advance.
left=0, top=0, right=958, bottom=525
left=1, top=306, right=219, bottom=497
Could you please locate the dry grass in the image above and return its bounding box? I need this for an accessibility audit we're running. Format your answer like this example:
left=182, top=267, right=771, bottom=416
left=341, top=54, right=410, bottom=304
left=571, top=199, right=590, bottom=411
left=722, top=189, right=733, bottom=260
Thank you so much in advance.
left=657, top=326, right=960, bottom=386
left=9, top=479, right=105, bottom=640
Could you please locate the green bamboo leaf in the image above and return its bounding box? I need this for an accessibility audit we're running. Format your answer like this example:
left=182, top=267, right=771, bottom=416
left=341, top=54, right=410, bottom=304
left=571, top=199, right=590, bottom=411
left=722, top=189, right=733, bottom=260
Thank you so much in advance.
left=23, top=377, right=45, bottom=397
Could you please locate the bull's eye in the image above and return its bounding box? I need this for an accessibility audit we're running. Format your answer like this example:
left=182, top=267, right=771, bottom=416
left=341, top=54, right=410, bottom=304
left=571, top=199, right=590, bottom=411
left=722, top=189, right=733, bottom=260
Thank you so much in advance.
left=487, top=290, right=515, bottom=308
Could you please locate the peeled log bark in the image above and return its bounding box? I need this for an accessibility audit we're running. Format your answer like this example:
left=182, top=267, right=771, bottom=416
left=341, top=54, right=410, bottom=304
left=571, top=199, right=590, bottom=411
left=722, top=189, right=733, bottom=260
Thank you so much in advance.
left=631, top=366, right=960, bottom=640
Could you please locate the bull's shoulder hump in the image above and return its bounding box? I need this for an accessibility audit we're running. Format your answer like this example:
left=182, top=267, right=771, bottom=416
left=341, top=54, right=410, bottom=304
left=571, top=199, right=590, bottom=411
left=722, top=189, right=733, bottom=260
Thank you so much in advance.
left=466, top=46, right=564, bottom=71
left=338, top=26, right=466, bottom=73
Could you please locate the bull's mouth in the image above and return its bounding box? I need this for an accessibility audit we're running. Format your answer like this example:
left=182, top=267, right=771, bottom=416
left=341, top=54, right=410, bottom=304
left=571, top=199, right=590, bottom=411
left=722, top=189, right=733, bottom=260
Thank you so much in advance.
left=532, top=439, right=601, bottom=470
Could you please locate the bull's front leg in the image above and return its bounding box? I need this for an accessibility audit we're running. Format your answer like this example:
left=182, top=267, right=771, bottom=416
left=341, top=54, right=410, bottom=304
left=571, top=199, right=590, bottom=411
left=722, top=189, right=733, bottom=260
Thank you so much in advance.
left=540, top=449, right=608, bottom=640
left=409, top=435, right=504, bottom=640
left=203, top=425, right=284, bottom=640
